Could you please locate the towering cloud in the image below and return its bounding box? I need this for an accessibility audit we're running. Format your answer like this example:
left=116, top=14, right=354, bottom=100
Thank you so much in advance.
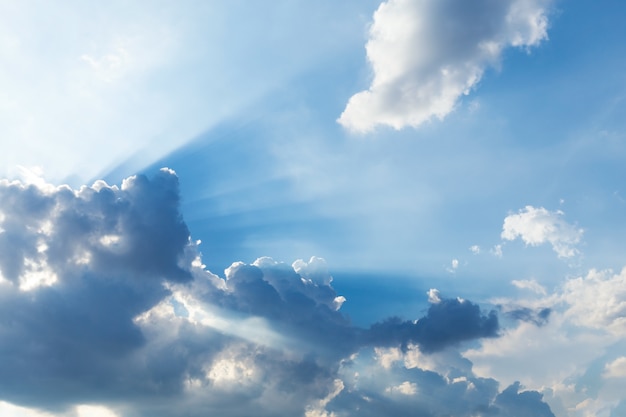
left=338, top=0, right=552, bottom=132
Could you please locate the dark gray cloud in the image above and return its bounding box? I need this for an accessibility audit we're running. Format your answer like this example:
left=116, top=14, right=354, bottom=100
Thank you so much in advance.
left=0, top=169, right=192, bottom=409
left=0, top=170, right=555, bottom=417
left=366, top=295, right=499, bottom=352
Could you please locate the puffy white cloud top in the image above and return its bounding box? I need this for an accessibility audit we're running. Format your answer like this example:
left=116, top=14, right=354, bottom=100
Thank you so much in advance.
left=338, top=0, right=552, bottom=132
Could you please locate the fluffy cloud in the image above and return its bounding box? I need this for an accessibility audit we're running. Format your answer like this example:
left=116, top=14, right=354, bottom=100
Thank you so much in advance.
left=561, top=268, right=626, bottom=334
left=0, top=170, right=556, bottom=416
left=501, top=205, right=583, bottom=258
left=338, top=0, right=553, bottom=132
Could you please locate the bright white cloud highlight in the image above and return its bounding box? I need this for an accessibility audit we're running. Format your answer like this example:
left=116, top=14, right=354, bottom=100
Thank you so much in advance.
left=338, top=0, right=552, bottom=132
left=501, top=206, right=583, bottom=258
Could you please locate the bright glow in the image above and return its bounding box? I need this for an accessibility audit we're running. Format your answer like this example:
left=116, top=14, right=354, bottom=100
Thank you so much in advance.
left=0, top=401, right=55, bottom=417
left=19, top=258, right=58, bottom=291
left=99, top=234, right=121, bottom=247
left=207, top=357, right=257, bottom=387
left=75, top=404, right=120, bottom=417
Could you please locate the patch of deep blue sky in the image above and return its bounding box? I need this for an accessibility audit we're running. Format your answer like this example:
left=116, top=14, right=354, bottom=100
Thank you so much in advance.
left=99, top=0, right=626, bottom=321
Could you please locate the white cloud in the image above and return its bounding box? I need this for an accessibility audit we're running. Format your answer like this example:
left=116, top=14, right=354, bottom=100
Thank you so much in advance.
left=427, top=288, right=442, bottom=304
left=446, top=258, right=459, bottom=273
left=338, top=0, right=552, bottom=132
left=292, top=256, right=334, bottom=286
left=604, top=357, right=626, bottom=379
left=501, top=205, right=583, bottom=258
left=491, top=244, right=503, bottom=258
left=206, top=347, right=261, bottom=389
left=304, top=379, right=344, bottom=417
left=385, top=381, right=417, bottom=396
left=0, top=401, right=55, bottom=417
left=469, top=245, right=481, bottom=255
left=511, top=279, right=547, bottom=296
left=74, top=405, right=121, bottom=417
left=375, top=346, right=403, bottom=369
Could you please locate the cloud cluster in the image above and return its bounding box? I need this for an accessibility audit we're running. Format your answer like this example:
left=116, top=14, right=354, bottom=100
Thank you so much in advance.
left=467, top=265, right=626, bottom=416
left=338, top=0, right=553, bottom=132
left=0, top=170, right=556, bottom=416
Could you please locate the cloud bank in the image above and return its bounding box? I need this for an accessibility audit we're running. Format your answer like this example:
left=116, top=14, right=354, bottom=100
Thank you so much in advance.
left=0, top=170, right=557, bottom=416
left=338, top=0, right=552, bottom=132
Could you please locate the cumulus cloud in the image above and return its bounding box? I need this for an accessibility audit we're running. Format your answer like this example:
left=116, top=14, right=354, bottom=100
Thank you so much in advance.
left=0, top=170, right=558, bottom=417
left=501, top=205, right=583, bottom=258
left=338, top=0, right=553, bottom=132
left=561, top=268, right=626, bottom=334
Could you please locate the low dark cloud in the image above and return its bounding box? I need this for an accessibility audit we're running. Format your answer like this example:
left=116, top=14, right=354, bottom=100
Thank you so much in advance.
left=366, top=295, right=499, bottom=352
left=0, top=170, right=555, bottom=417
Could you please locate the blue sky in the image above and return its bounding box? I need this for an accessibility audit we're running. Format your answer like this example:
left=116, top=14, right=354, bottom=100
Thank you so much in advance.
left=1, top=1, right=626, bottom=416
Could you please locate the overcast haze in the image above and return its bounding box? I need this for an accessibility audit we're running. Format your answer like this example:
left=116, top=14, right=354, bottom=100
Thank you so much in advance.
left=1, top=1, right=626, bottom=416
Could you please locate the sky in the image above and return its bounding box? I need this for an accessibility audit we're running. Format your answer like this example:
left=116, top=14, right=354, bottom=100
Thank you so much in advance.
left=1, top=0, right=626, bottom=416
